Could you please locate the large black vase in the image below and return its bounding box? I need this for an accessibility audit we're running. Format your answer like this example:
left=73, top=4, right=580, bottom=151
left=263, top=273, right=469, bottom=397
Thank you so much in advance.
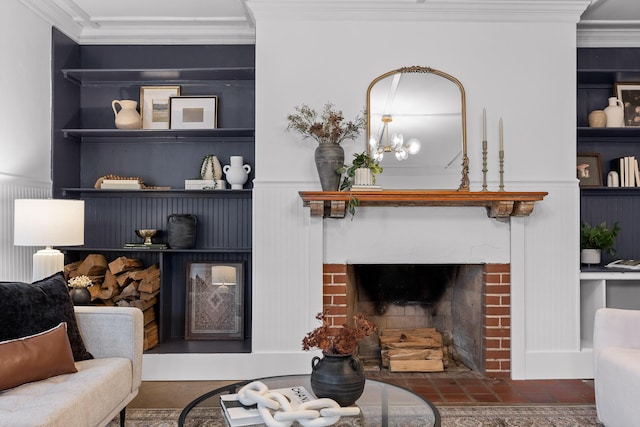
left=314, top=144, right=345, bottom=191
left=167, top=214, right=198, bottom=249
left=310, top=352, right=365, bottom=406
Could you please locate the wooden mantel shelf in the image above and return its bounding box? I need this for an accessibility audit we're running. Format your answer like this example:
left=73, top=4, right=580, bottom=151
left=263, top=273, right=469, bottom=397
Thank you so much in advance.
left=299, top=190, right=548, bottom=219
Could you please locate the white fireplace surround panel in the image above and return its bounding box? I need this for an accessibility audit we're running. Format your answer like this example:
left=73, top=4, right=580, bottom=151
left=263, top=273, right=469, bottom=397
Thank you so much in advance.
left=140, top=1, right=591, bottom=380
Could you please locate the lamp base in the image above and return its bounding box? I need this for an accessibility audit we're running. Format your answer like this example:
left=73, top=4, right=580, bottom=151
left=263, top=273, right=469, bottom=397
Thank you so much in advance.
left=33, top=247, right=64, bottom=282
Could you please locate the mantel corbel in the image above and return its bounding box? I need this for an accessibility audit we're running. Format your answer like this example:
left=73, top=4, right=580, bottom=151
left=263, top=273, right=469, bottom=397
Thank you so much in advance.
left=299, top=190, right=547, bottom=220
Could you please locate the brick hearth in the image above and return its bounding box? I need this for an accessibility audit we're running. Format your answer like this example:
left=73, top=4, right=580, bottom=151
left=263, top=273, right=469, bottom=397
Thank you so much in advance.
left=322, top=263, right=511, bottom=378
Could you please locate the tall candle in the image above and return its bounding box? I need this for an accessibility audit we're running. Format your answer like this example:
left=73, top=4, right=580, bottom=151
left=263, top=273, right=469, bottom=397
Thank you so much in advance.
left=483, top=108, right=487, bottom=141
left=499, top=118, right=504, bottom=151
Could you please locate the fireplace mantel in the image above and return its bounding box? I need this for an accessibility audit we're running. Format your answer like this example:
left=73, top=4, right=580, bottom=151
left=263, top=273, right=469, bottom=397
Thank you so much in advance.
left=299, top=190, right=547, bottom=219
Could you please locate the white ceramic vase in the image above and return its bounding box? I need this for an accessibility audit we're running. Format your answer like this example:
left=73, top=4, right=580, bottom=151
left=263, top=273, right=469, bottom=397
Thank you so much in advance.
left=200, top=155, right=222, bottom=180
left=223, top=156, right=251, bottom=189
left=604, top=97, right=624, bottom=128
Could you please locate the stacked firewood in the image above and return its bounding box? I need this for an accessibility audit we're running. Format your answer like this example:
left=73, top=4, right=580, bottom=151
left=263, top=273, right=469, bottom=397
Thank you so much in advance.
left=379, top=327, right=446, bottom=372
left=64, top=254, right=160, bottom=351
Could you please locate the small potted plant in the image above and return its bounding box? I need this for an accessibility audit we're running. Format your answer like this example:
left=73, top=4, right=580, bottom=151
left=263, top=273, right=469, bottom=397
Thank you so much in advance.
left=287, top=103, right=365, bottom=191
left=580, top=221, right=620, bottom=265
left=339, top=151, right=383, bottom=190
left=302, top=311, right=377, bottom=406
left=67, top=275, right=93, bottom=305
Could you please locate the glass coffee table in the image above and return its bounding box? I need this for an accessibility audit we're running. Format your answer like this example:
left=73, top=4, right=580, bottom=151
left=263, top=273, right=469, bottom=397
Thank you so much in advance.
left=178, top=374, right=440, bottom=426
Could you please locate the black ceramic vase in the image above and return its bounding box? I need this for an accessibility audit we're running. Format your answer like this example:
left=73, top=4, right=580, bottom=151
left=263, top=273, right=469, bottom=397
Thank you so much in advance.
left=314, top=144, right=344, bottom=191
left=69, top=287, right=91, bottom=305
left=310, top=352, right=365, bottom=406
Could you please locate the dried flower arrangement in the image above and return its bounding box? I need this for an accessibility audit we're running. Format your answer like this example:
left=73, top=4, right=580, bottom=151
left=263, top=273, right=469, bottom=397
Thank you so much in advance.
left=287, top=103, right=366, bottom=145
left=68, top=275, right=93, bottom=288
left=302, top=311, right=378, bottom=355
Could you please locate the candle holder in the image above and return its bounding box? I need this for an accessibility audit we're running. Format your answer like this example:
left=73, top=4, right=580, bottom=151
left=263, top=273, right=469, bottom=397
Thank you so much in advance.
left=482, top=140, right=488, bottom=191
left=499, top=150, right=505, bottom=192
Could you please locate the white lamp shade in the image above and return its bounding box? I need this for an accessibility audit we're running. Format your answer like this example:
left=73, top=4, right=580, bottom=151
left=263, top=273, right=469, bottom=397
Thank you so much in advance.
left=14, top=199, right=85, bottom=247
left=211, top=265, right=236, bottom=285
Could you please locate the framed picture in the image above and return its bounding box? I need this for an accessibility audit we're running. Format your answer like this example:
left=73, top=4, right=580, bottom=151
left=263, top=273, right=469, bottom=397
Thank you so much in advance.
left=615, top=82, right=640, bottom=127
left=169, top=96, right=218, bottom=129
left=185, top=261, right=244, bottom=340
left=577, top=153, right=603, bottom=187
left=140, top=86, right=181, bottom=129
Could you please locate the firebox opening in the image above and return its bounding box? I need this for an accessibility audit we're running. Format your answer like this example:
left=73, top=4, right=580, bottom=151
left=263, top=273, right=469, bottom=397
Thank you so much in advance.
left=348, top=264, right=484, bottom=375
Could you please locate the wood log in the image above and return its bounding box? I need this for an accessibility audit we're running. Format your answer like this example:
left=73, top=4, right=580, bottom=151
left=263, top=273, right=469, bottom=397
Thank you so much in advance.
left=108, top=256, right=143, bottom=275
left=389, top=359, right=444, bottom=372
left=64, top=261, right=82, bottom=279
left=116, top=271, right=138, bottom=288
left=381, top=348, right=444, bottom=367
left=138, top=270, right=160, bottom=293
left=381, top=327, right=437, bottom=337
left=77, top=254, right=108, bottom=277
left=143, top=321, right=159, bottom=351
left=120, top=283, right=139, bottom=299
left=139, top=290, right=159, bottom=301
left=142, top=307, right=155, bottom=325
left=130, top=296, right=158, bottom=311
left=129, top=264, right=159, bottom=281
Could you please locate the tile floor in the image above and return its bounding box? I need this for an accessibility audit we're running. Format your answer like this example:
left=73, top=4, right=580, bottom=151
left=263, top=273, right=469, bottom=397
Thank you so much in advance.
left=130, top=372, right=595, bottom=409
left=365, top=371, right=595, bottom=405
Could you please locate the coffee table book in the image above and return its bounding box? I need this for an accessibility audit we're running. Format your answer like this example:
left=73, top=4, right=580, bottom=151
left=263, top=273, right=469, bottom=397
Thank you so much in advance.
left=220, top=385, right=313, bottom=426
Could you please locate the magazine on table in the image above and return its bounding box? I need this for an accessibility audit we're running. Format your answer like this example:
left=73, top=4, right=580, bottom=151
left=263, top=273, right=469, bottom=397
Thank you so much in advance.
left=605, top=259, right=640, bottom=270
left=220, top=385, right=314, bottom=426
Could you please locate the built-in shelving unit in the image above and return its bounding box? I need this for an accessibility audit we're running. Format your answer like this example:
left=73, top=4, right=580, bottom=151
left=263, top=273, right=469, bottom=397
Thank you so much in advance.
left=51, top=28, right=255, bottom=354
left=578, top=48, right=640, bottom=355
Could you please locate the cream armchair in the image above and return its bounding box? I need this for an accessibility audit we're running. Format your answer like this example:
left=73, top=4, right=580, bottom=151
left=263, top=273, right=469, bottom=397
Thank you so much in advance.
left=593, top=307, right=640, bottom=427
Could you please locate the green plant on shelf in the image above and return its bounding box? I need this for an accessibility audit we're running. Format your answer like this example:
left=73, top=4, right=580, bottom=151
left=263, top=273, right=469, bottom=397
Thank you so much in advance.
left=580, top=221, right=620, bottom=256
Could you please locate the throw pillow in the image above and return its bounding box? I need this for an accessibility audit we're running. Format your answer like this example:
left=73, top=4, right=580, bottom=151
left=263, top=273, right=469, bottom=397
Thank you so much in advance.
left=0, top=322, right=77, bottom=391
left=0, top=272, right=93, bottom=361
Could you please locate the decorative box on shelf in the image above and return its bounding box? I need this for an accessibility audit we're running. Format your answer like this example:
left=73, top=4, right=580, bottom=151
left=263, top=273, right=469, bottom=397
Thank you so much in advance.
left=184, top=179, right=226, bottom=190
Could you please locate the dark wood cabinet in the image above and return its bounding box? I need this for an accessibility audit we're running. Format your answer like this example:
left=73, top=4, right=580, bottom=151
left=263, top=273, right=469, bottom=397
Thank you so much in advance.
left=51, top=28, right=254, bottom=353
left=578, top=48, right=640, bottom=263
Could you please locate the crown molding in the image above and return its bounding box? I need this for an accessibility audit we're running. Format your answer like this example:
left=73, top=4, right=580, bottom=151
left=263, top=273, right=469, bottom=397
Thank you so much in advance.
left=19, top=0, right=256, bottom=45
left=578, top=23, right=640, bottom=47
left=246, top=0, right=590, bottom=23
left=77, top=27, right=256, bottom=45
left=19, top=0, right=83, bottom=42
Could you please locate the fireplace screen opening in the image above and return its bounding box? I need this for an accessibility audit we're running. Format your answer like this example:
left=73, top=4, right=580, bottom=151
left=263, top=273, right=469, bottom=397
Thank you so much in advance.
left=348, top=264, right=484, bottom=374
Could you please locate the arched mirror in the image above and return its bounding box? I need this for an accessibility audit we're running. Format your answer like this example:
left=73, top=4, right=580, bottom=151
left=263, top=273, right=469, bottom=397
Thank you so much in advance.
left=366, top=66, right=469, bottom=191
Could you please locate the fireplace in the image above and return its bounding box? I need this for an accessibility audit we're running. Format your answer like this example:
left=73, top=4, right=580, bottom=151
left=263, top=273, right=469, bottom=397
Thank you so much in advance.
left=322, top=263, right=511, bottom=378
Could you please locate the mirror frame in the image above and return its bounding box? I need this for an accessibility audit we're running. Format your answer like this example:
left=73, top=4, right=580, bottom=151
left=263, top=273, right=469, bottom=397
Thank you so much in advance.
left=366, top=66, right=469, bottom=191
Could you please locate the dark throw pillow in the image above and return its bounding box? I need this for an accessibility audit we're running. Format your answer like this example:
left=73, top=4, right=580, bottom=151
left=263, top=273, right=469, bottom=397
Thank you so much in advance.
left=0, top=322, right=78, bottom=391
left=0, top=272, right=93, bottom=361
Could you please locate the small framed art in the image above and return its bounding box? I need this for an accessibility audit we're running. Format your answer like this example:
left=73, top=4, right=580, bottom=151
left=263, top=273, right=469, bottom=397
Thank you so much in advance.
left=577, top=152, right=603, bottom=187
left=140, top=86, right=181, bottom=129
left=615, top=82, right=640, bottom=127
left=169, top=96, right=218, bottom=129
left=185, top=261, right=244, bottom=340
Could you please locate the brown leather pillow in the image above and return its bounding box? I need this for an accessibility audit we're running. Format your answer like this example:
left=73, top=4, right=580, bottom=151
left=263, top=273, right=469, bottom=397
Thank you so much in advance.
left=0, top=322, right=78, bottom=391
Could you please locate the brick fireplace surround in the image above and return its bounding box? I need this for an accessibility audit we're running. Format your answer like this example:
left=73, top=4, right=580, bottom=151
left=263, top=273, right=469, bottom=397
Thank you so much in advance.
left=323, top=263, right=511, bottom=378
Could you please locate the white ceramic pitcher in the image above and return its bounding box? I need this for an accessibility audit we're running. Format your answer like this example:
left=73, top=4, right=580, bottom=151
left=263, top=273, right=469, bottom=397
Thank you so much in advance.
left=112, top=100, right=141, bottom=129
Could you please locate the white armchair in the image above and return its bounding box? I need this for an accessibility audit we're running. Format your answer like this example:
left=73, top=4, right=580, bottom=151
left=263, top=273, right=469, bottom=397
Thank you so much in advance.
left=593, top=307, right=640, bottom=427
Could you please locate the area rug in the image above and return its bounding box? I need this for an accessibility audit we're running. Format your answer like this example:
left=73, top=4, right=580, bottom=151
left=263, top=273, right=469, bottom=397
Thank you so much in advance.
left=107, top=405, right=601, bottom=426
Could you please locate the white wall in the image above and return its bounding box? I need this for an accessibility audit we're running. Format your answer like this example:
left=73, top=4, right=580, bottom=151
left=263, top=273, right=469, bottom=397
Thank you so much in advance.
left=0, top=0, right=52, bottom=282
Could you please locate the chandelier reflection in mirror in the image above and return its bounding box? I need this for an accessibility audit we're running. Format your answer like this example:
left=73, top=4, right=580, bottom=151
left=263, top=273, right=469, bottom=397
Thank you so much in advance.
left=369, top=114, right=421, bottom=161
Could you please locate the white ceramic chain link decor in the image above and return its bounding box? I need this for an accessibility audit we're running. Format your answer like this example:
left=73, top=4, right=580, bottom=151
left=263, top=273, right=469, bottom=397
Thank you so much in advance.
left=236, top=381, right=360, bottom=427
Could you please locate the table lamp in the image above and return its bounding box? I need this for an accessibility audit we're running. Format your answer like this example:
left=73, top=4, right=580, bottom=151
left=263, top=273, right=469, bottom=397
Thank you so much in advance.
left=14, top=199, right=85, bottom=282
left=211, top=265, right=236, bottom=294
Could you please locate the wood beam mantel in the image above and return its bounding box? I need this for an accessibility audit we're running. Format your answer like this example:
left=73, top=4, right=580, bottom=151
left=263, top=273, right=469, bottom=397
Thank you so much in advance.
left=299, top=190, right=547, bottom=219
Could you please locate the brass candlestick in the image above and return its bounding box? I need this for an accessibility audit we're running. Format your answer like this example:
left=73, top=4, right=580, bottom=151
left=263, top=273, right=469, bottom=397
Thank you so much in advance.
left=482, top=140, right=488, bottom=191
left=499, top=150, right=505, bottom=192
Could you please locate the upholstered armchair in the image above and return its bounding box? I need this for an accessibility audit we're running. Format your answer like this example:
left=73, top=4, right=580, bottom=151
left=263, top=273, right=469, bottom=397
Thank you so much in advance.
left=593, top=307, right=640, bottom=427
